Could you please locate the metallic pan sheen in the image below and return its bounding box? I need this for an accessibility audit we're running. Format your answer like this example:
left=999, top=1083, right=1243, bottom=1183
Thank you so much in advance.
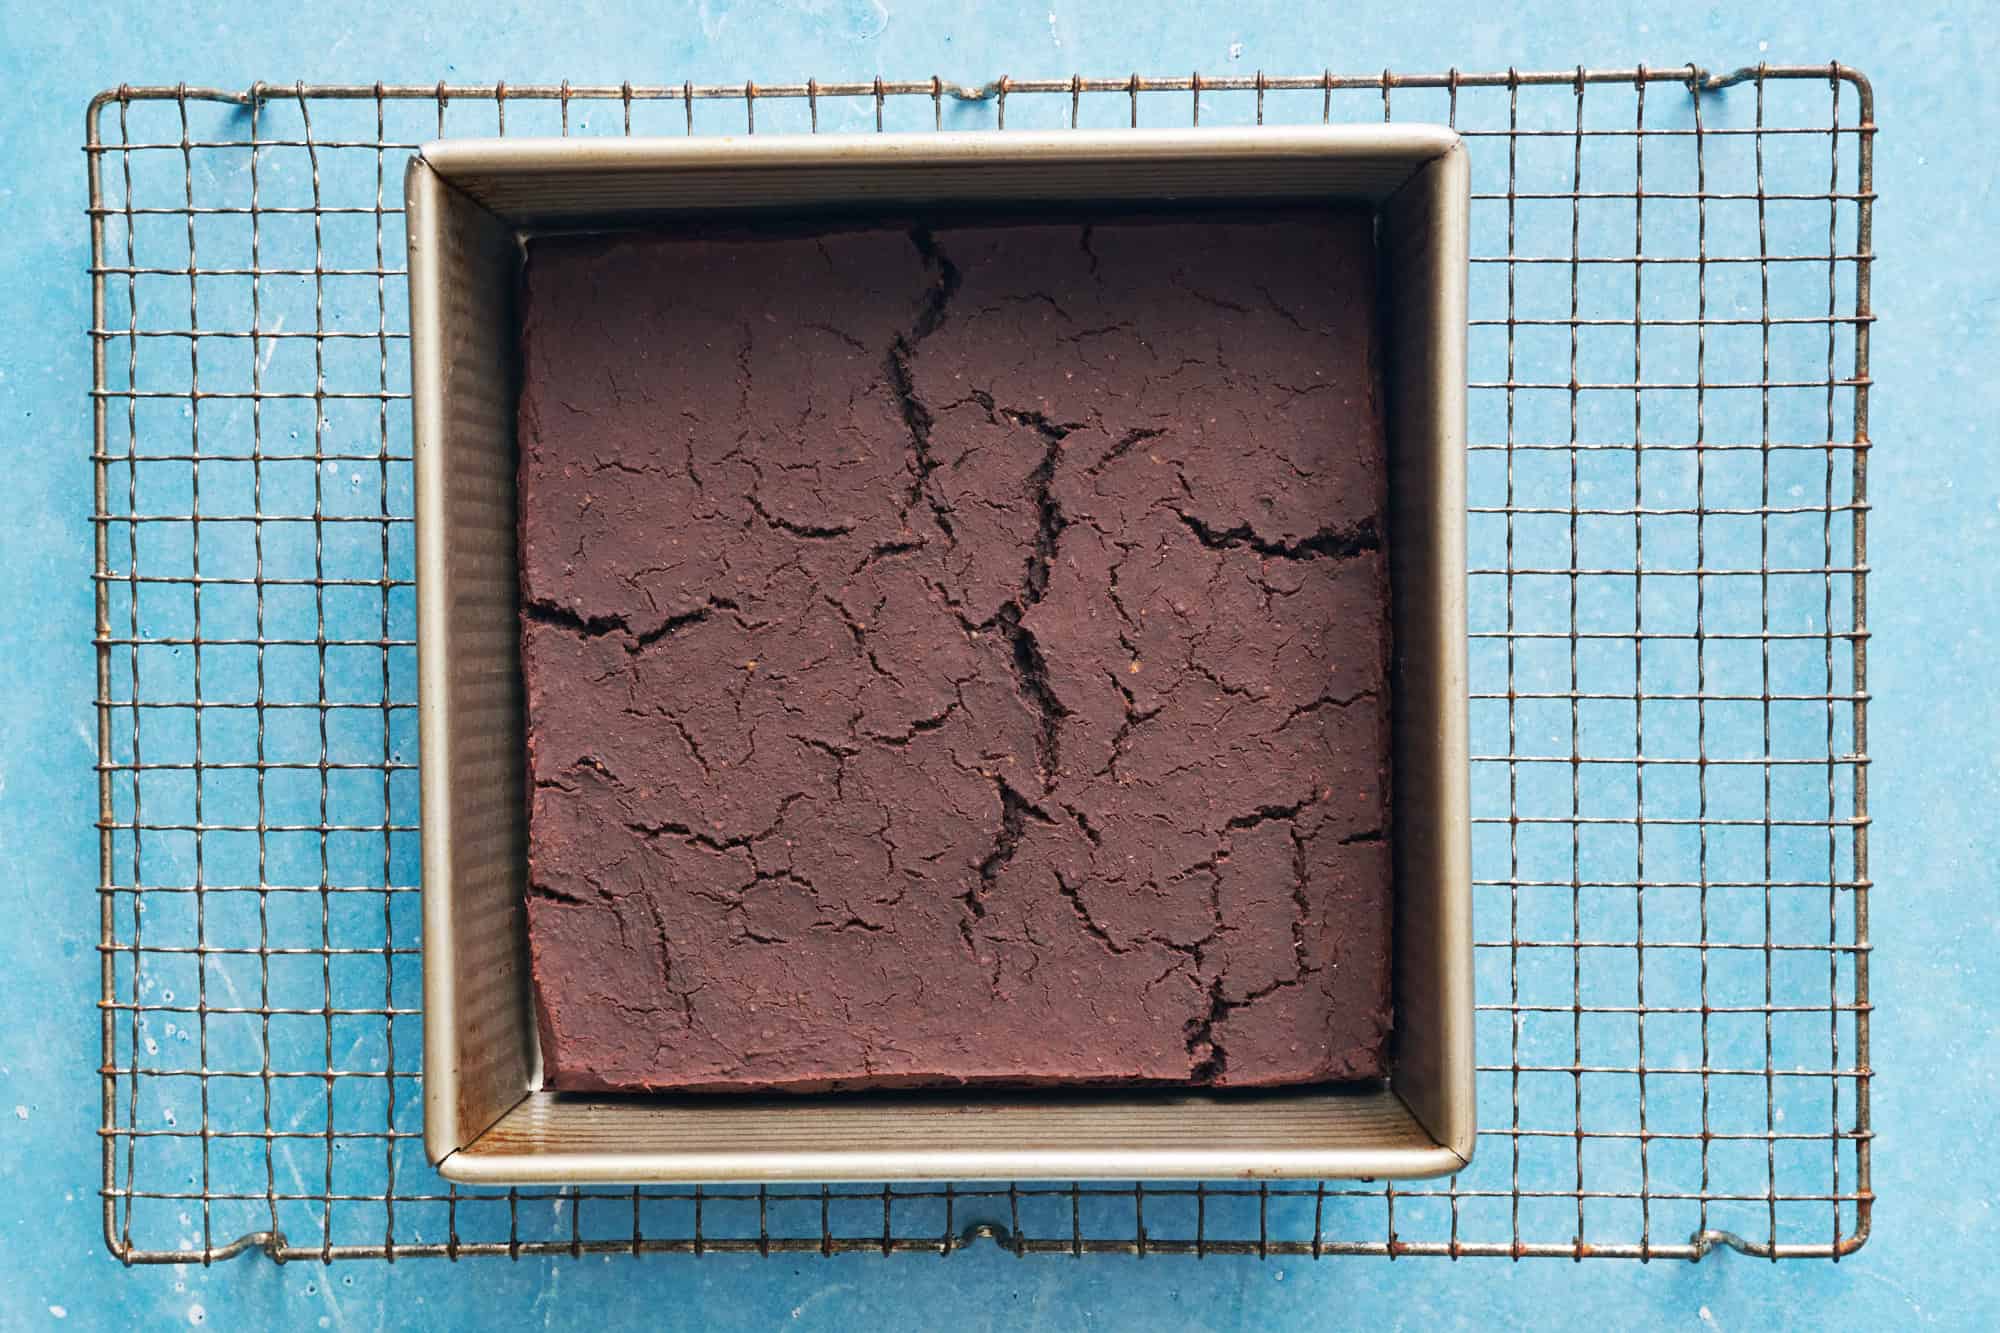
left=409, top=126, right=1470, bottom=1185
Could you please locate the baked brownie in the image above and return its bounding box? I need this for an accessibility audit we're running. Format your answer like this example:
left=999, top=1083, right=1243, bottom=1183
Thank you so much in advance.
left=517, top=211, right=1392, bottom=1093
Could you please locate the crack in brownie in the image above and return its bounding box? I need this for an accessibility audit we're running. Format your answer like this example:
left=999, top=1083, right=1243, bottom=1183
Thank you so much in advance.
left=516, top=210, right=1393, bottom=1093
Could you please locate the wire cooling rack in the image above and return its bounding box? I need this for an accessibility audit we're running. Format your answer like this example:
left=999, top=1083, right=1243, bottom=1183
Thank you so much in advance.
left=88, top=63, right=1872, bottom=1264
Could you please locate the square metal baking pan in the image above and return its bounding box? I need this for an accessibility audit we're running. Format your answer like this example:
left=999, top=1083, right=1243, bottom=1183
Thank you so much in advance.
left=409, top=125, right=1470, bottom=1185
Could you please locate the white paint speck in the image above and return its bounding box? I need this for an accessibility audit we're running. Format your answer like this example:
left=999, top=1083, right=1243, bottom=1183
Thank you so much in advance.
left=188, top=1305, right=207, bottom=1326
left=12, top=1105, right=26, bottom=1120
left=1699, top=1307, right=1717, bottom=1328
left=1228, top=42, right=1243, bottom=60
left=1758, top=40, right=1769, bottom=52
left=318, top=1320, right=330, bottom=1330
left=50, top=1307, right=67, bottom=1320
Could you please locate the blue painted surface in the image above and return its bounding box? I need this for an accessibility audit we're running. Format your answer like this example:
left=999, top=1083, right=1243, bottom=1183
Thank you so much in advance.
left=1, top=2, right=1994, bottom=1327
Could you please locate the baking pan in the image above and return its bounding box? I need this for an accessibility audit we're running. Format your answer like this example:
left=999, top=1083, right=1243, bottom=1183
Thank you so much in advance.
left=409, top=125, right=1470, bottom=1184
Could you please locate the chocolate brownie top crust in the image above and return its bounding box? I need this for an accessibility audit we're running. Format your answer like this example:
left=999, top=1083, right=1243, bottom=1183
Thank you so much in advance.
left=517, top=211, right=1393, bottom=1093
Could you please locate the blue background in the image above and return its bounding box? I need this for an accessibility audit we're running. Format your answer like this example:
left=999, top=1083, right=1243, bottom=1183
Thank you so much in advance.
left=2, top=1, right=1994, bottom=1327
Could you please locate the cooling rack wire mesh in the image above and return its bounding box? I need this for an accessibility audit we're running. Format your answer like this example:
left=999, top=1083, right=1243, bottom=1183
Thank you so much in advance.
left=88, top=63, right=1872, bottom=1263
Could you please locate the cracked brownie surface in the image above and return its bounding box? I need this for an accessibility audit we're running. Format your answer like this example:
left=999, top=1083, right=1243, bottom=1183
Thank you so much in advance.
left=517, top=210, right=1392, bottom=1093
